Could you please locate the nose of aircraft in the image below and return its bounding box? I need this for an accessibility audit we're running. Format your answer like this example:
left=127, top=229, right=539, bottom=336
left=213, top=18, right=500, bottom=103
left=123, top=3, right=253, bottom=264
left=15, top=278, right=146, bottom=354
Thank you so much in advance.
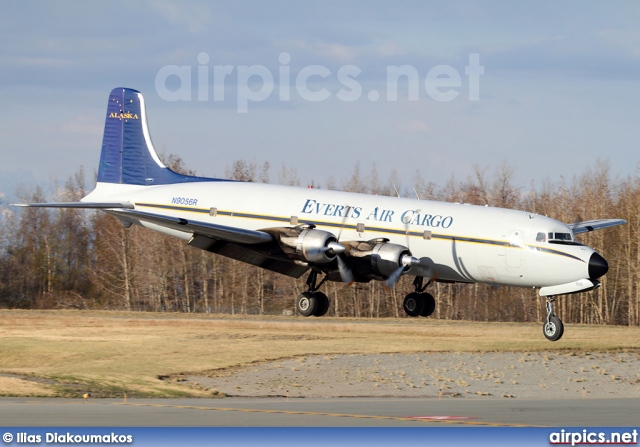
left=589, top=252, right=609, bottom=279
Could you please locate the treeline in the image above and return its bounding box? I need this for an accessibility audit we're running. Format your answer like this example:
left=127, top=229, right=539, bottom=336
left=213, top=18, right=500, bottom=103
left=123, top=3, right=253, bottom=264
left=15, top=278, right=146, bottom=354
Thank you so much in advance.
left=0, top=159, right=638, bottom=326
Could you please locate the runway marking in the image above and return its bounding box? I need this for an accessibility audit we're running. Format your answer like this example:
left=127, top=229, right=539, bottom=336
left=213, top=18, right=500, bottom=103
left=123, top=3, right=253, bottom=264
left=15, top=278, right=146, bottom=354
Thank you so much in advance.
left=408, top=416, right=472, bottom=421
left=118, top=402, right=537, bottom=427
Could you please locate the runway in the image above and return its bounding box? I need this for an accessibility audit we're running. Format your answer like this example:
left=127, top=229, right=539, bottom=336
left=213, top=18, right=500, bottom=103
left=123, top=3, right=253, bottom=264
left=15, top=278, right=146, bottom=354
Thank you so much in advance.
left=1, top=397, right=638, bottom=427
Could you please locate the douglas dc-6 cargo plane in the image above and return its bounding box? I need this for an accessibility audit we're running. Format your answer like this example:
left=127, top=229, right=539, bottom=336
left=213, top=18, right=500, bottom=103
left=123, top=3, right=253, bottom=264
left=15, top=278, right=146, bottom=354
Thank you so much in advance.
left=15, top=87, right=626, bottom=341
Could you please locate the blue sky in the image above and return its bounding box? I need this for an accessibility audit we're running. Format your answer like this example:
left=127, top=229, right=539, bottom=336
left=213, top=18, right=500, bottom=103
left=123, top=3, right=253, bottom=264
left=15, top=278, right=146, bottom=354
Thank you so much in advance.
left=1, top=1, right=639, bottom=195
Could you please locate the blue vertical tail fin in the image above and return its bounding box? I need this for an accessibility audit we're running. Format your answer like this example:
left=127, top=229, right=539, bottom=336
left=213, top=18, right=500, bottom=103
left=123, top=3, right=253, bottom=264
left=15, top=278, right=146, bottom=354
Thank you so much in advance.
left=98, top=87, right=219, bottom=185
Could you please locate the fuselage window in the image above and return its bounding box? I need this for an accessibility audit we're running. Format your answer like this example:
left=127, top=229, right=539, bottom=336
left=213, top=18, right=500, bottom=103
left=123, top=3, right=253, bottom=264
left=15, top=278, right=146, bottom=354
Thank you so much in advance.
left=536, top=232, right=546, bottom=242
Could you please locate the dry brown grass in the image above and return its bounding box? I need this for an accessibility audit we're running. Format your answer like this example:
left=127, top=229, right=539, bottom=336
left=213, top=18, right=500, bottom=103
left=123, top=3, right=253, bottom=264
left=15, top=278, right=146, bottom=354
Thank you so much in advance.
left=0, top=376, right=56, bottom=397
left=1, top=309, right=639, bottom=397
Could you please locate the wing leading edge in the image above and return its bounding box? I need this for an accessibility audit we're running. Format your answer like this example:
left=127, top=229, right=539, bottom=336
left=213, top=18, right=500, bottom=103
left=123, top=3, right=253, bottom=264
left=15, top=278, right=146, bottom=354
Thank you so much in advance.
left=12, top=202, right=135, bottom=209
left=12, top=202, right=273, bottom=245
left=13, top=202, right=303, bottom=277
left=569, top=219, right=627, bottom=235
left=107, top=209, right=273, bottom=245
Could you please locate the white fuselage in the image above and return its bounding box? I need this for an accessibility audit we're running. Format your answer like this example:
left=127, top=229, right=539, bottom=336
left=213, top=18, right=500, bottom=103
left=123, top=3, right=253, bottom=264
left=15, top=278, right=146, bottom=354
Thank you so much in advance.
left=84, top=180, right=596, bottom=291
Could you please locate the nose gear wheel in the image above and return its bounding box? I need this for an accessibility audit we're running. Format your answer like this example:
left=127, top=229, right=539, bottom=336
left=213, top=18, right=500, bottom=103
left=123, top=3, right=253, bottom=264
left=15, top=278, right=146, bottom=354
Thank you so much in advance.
left=543, top=297, right=564, bottom=341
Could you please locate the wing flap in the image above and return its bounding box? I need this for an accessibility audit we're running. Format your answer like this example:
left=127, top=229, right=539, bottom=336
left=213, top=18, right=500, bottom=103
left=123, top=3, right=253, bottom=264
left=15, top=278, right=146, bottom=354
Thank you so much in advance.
left=569, top=219, right=626, bottom=234
left=189, top=235, right=309, bottom=278
left=108, top=209, right=273, bottom=245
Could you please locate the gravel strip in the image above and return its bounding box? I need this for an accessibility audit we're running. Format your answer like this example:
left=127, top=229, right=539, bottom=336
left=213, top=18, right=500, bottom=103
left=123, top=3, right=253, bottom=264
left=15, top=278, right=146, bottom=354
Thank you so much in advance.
left=187, top=352, right=640, bottom=399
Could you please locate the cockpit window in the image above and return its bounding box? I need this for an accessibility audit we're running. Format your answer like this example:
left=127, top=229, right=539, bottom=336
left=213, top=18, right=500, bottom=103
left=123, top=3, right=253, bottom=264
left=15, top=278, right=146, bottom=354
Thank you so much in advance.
left=536, top=232, right=546, bottom=242
left=548, top=232, right=573, bottom=243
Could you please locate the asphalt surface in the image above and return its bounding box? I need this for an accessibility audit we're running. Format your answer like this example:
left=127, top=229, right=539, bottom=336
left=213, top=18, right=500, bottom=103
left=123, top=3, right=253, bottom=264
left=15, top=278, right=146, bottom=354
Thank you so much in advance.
left=3, top=351, right=640, bottom=428
left=1, top=396, right=638, bottom=427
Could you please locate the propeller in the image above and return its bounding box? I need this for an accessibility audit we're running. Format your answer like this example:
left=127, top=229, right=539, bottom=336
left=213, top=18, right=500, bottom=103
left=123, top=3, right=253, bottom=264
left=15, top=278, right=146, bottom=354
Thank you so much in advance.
left=404, top=209, right=418, bottom=249
left=384, top=253, right=420, bottom=289
left=336, top=253, right=354, bottom=285
left=383, top=209, right=420, bottom=290
left=334, top=205, right=355, bottom=285
left=319, top=239, right=354, bottom=284
left=326, top=241, right=346, bottom=255
left=336, top=205, right=352, bottom=241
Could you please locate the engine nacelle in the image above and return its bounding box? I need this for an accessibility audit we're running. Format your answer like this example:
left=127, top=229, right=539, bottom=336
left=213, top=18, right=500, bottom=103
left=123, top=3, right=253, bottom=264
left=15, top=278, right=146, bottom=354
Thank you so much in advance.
left=277, top=226, right=339, bottom=264
left=342, top=239, right=413, bottom=280
left=370, top=242, right=412, bottom=277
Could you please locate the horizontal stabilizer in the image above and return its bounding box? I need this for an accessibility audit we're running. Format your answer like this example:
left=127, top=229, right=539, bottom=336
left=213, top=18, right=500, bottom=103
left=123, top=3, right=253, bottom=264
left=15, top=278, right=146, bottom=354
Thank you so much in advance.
left=12, top=202, right=134, bottom=209
left=108, top=209, right=273, bottom=245
left=569, top=219, right=626, bottom=234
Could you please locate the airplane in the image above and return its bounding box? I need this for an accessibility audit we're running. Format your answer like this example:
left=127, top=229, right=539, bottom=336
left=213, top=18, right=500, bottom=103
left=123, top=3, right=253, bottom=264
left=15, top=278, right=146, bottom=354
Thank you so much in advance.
left=14, top=87, right=626, bottom=341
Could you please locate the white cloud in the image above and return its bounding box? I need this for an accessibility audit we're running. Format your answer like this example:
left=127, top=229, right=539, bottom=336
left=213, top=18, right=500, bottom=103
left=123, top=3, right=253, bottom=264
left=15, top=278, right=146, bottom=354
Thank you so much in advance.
left=1, top=0, right=640, bottom=189
left=62, top=115, right=103, bottom=136
left=291, top=40, right=358, bottom=61
left=376, top=41, right=406, bottom=57
left=145, top=0, right=213, bottom=34
left=598, top=29, right=640, bottom=58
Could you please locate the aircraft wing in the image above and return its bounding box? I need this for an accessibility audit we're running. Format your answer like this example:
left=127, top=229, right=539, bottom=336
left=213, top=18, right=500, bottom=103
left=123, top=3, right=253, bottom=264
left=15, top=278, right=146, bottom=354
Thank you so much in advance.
left=13, top=201, right=298, bottom=275
left=12, top=202, right=135, bottom=209
left=107, top=209, right=273, bottom=245
left=12, top=202, right=272, bottom=245
left=569, top=219, right=627, bottom=234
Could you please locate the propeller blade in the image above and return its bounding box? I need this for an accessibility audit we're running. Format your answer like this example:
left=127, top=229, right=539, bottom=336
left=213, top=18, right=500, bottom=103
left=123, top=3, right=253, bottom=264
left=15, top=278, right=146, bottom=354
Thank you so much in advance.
left=384, top=264, right=406, bottom=289
left=405, top=209, right=420, bottom=248
left=384, top=254, right=420, bottom=289
left=336, top=205, right=352, bottom=241
left=336, top=254, right=354, bottom=284
left=333, top=206, right=354, bottom=284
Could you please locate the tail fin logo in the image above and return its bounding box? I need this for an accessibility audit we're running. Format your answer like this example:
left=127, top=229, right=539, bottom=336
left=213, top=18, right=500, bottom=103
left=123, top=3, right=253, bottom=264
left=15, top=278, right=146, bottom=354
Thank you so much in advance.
left=98, top=87, right=223, bottom=185
left=109, top=112, right=139, bottom=120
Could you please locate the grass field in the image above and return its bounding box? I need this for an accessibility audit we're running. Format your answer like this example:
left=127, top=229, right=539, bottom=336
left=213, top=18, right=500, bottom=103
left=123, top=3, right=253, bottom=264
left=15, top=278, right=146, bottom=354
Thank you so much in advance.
left=1, top=309, right=639, bottom=398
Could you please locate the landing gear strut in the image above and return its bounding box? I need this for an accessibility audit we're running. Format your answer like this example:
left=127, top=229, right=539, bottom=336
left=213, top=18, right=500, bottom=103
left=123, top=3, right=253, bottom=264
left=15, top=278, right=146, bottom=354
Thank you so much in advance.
left=543, top=297, right=564, bottom=342
left=402, top=277, right=436, bottom=318
left=296, top=270, right=330, bottom=317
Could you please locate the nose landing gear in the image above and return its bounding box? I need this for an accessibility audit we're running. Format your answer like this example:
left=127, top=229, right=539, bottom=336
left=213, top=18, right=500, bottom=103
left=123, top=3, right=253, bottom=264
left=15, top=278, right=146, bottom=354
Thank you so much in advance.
left=543, top=297, right=564, bottom=341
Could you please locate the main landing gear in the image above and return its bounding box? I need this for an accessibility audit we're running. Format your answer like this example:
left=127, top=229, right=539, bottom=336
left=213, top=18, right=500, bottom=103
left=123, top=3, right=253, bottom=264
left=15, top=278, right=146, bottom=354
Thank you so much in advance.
left=296, top=271, right=438, bottom=319
left=402, top=277, right=436, bottom=318
left=543, top=297, right=564, bottom=342
left=296, top=270, right=330, bottom=317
